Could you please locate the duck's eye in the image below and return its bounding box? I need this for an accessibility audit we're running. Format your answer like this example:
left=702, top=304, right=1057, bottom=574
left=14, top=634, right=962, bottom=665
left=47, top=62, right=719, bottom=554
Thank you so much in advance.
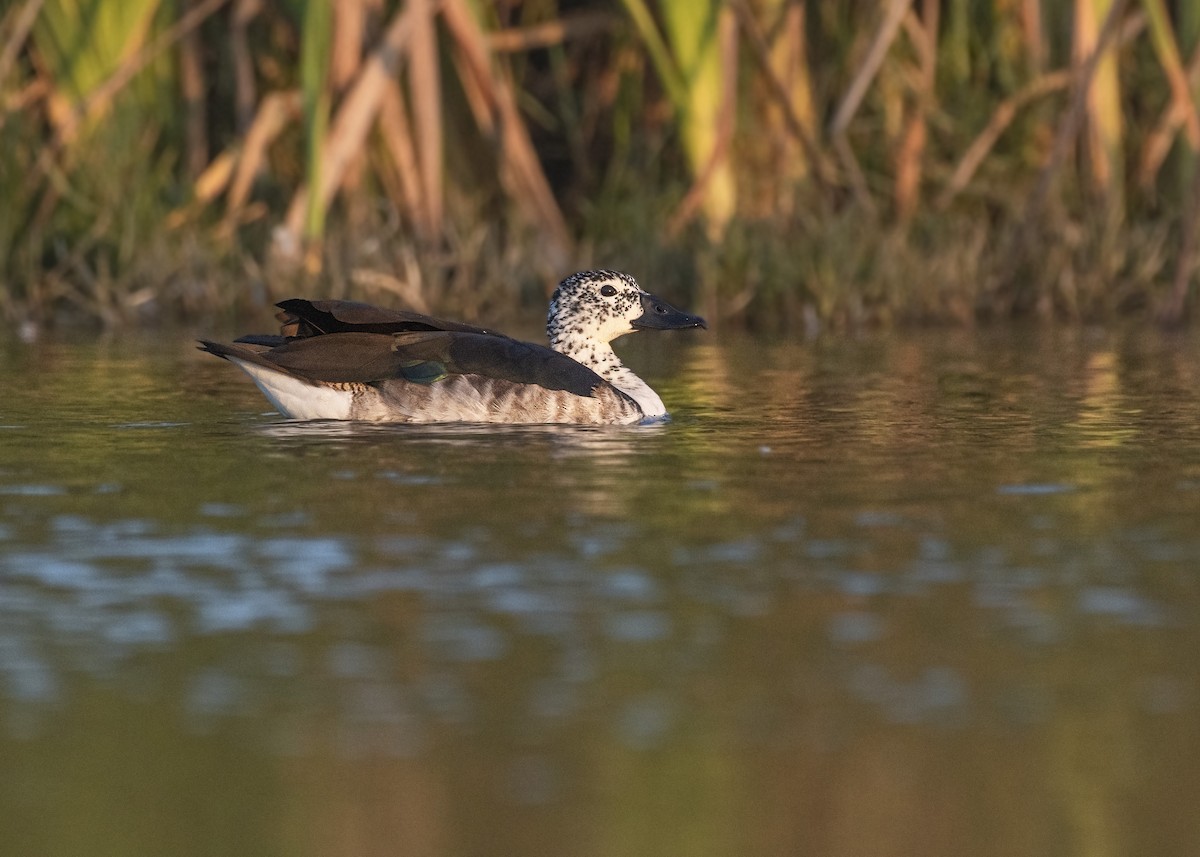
left=600, top=285, right=617, bottom=297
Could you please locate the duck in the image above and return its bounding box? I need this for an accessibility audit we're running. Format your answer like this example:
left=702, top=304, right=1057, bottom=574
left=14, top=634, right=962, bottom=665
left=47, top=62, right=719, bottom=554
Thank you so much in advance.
left=199, top=270, right=706, bottom=425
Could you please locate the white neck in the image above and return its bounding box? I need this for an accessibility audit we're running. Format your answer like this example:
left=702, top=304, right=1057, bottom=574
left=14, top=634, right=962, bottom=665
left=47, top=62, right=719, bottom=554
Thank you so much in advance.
left=552, top=336, right=666, bottom=419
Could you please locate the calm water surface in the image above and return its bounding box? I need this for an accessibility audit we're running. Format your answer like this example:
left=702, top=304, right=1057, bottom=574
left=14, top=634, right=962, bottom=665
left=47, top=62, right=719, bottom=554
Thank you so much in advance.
left=2, top=325, right=1200, bottom=857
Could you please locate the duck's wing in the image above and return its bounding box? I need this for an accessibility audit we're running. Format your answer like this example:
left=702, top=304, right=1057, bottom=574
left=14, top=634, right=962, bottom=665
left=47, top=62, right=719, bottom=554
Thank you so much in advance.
left=212, top=330, right=607, bottom=398
left=390, top=331, right=611, bottom=397
left=232, top=299, right=497, bottom=348
left=276, top=299, right=495, bottom=337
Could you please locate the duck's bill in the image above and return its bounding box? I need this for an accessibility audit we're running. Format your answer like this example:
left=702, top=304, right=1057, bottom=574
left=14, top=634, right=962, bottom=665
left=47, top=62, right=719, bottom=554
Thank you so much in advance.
left=631, top=292, right=707, bottom=331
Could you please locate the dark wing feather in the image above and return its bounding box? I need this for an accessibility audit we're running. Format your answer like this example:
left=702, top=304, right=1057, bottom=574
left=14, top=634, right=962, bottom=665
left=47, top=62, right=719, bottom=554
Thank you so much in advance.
left=394, top=331, right=607, bottom=398
left=256, top=330, right=607, bottom=399
left=247, top=333, right=412, bottom=382
left=275, top=299, right=495, bottom=337
left=233, top=334, right=288, bottom=348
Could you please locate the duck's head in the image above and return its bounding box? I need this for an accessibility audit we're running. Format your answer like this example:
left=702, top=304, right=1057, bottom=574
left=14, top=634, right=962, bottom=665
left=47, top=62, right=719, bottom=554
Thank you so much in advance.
left=547, top=270, right=706, bottom=349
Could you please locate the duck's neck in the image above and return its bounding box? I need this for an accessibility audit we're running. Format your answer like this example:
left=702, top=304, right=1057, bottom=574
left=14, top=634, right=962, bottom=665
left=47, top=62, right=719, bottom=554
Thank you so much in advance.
left=551, top=335, right=666, bottom=419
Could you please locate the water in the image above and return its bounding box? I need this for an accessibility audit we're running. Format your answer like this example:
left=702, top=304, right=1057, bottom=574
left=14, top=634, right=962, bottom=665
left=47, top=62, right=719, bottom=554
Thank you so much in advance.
left=2, top=325, right=1200, bottom=857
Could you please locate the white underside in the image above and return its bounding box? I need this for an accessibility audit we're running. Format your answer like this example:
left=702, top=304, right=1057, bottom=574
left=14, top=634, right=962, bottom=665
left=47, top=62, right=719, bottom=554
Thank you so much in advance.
left=228, top=358, right=352, bottom=420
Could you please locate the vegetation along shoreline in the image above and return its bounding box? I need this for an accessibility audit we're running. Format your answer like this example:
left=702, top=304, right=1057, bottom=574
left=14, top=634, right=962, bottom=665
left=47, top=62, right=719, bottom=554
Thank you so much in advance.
left=2, top=0, right=1199, bottom=333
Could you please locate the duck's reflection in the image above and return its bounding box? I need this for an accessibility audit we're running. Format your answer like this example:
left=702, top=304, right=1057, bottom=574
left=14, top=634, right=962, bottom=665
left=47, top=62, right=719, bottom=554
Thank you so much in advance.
left=257, top=416, right=665, bottom=454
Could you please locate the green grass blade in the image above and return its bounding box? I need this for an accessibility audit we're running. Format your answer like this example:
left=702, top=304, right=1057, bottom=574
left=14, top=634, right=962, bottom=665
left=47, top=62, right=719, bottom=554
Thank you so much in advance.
left=618, top=0, right=686, bottom=112
left=300, top=0, right=331, bottom=241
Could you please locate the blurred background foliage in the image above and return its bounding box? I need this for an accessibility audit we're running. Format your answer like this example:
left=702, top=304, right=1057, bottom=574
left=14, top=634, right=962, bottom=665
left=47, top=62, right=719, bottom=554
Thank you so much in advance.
left=2, top=0, right=1200, bottom=331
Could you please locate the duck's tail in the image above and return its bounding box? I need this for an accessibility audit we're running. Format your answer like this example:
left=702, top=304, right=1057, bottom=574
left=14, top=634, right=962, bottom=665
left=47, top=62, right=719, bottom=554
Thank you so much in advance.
left=197, top=340, right=352, bottom=420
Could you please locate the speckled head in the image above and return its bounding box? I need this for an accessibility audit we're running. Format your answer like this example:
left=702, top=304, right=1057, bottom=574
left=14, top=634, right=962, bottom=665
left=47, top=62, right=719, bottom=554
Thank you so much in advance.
left=547, top=270, right=706, bottom=351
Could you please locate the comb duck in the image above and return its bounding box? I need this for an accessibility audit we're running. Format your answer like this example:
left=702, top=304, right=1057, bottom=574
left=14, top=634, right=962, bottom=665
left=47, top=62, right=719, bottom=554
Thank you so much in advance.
left=199, top=270, right=706, bottom=425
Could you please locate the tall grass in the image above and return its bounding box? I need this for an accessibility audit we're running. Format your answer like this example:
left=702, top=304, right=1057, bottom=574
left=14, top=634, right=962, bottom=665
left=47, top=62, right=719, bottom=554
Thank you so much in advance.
left=2, top=0, right=1200, bottom=329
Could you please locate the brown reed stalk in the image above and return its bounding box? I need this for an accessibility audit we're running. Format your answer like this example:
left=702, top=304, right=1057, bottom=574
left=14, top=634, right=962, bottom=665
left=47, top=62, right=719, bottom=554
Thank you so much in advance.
left=408, top=0, right=443, bottom=240
left=829, top=0, right=913, bottom=137
left=230, top=0, right=259, bottom=132
left=282, top=4, right=416, bottom=245
left=894, top=0, right=939, bottom=223
left=942, top=11, right=1145, bottom=208
left=331, top=0, right=368, bottom=91
left=938, top=71, right=1072, bottom=208
left=1137, top=40, right=1200, bottom=188
left=1140, top=0, right=1200, bottom=147
left=1021, top=0, right=1047, bottom=73
left=328, top=0, right=373, bottom=224
left=1033, top=0, right=1127, bottom=208
left=222, top=90, right=301, bottom=225
left=440, top=0, right=572, bottom=273
left=765, top=0, right=815, bottom=184
left=377, top=80, right=426, bottom=234
left=0, top=0, right=43, bottom=94
left=1005, top=0, right=1129, bottom=288
left=825, top=0, right=913, bottom=216
left=179, top=2, right=208, bottom=179
left=730, top=0, right=836, bottom=202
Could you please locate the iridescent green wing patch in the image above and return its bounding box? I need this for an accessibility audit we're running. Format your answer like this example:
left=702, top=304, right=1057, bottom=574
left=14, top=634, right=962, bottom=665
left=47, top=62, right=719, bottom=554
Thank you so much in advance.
left=397, top=359, right=449, bottom=385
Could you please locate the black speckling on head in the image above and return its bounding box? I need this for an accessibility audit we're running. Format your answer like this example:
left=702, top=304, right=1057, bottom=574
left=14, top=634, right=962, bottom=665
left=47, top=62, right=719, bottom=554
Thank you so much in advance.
left=547, top=270, right=644, bottom=344
left=551, top=269, right=639, bottom=299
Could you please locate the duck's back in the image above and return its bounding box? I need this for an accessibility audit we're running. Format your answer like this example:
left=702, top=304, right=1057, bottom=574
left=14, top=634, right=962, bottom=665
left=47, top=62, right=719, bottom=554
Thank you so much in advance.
left=280, top=299, right=497, bottom=337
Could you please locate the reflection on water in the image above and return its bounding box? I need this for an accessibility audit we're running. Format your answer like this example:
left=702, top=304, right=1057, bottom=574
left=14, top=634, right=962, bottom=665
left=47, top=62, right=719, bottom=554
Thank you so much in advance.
left=2, top=328, right=1200, bottom=856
